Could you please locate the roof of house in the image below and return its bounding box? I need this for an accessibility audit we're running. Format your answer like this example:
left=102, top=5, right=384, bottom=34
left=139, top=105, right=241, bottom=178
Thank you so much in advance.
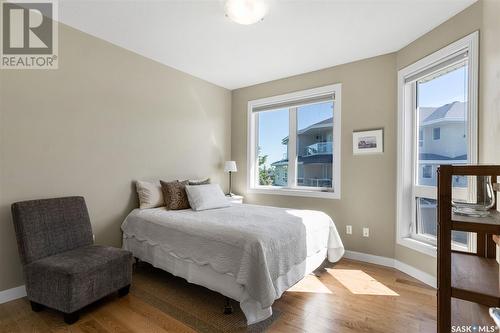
left=419, top=101, right=466, bottom=125
left=271, top=159, right=288, bottom=166
left=297, top=117, right=333, bottom=135
left=279, top=116, right=333, bottom=145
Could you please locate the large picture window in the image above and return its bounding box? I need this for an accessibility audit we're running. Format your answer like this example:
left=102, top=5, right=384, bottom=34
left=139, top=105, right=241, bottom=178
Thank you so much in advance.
left=247, top=84, right=341, bottom=199
left=397, top=32, right=478, bottom=256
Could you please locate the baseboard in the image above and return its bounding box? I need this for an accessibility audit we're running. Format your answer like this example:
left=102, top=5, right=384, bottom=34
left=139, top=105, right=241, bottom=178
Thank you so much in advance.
left=343, top=250, right=395, bottom=267
left=0, top=285, right=26, bottom=304
left=344, top=250, right=437, bottom=288
left=394, top=260, right=437, bottom=288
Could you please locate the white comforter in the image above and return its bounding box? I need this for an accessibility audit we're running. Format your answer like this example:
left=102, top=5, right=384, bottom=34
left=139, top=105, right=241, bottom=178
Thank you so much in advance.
left=121, top=204, right=344, bottom=310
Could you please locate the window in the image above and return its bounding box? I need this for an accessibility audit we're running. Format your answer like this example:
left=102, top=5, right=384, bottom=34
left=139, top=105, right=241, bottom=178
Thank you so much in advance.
left=247, top=84, right=341, bottom=199
left=422, top=165, right=432, bottom=179
left=432, top=127, right=441, bottom=140
left=397, top=32, right=478, bottom=256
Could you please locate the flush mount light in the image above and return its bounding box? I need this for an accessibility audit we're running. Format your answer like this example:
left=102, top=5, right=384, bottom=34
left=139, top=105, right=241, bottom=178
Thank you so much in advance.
left=224, top=0, right=268, bottom=25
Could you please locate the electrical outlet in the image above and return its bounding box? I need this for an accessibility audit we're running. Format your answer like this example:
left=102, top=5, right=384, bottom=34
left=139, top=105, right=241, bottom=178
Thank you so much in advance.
left=346, top=225, right=352, bottom=235
left=363, top=227, right=369, bottom=237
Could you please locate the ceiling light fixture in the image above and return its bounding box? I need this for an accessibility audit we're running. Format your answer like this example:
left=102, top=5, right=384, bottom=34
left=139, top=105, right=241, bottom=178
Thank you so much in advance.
left=224, top=0, right=268, bottom=25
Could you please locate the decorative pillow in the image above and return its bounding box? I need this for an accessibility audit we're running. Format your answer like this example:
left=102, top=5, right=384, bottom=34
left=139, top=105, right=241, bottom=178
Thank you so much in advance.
left=185, top=184, right=230, bottom=211
left=188, top=178, right=211, bottom=185
left=160, top=180, right=190, bottom=210
left=136, top=180, right=164, bottom=209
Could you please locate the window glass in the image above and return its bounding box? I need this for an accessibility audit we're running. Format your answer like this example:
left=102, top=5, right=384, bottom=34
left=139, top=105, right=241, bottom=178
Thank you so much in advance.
left=257, top=109, right=289, bottom=186
left=296, top=102, right=333, bottom=188
left=414, top=63, right=471, bottom=247
left=416, top=197, right=437, bottom=239
left=397, top=32, right=478, bottom=254
left=415, top=197, right=469, bottom=248
left=433, top=127, right=441, bottom=140
left=416, top=63, right=468, bottom=187
left=422, top=165, right=432, bottom=179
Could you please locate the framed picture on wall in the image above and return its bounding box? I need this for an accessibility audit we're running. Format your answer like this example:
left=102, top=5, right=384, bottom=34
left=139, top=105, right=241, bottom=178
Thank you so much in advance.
left=352, top=129, right=384, bottom=155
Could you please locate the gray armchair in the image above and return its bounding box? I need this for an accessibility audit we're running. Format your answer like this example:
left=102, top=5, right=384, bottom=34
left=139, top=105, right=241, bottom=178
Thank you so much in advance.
left=11, top=196, right=133, bottom=324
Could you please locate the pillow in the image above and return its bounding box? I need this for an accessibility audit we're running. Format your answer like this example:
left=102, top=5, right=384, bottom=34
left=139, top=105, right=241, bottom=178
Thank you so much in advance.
left=160, top=180, right=190, bottom=210
left=185, top=184, right=230, bottom=211
left=136, top=180, right=164, bottom=209
left=188, top=178, right=210, bottom=185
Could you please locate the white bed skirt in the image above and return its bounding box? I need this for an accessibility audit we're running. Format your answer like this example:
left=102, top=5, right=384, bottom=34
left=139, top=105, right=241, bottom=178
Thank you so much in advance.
left=123, top=234, right=331, bottom=325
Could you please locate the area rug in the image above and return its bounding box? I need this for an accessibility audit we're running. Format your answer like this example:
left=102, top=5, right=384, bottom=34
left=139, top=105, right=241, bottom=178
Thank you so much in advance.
left=131, top=263, right=281, bottom=333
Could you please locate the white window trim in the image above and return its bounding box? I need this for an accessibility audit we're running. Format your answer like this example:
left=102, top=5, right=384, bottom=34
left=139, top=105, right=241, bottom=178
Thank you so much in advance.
left=396, top=31, right=479, bottom=257
left=247, top=84, right=342, bottom=199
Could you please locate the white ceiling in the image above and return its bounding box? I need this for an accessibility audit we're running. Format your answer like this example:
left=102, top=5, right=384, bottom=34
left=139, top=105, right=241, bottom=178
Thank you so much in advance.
left=58, top=0, right=477, bottom=90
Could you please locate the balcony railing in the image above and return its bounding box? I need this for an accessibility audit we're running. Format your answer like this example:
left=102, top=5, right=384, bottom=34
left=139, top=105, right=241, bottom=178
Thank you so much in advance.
left=297, top=178, right=332, bottom=187
left=304, top=142, right=333, bottom=156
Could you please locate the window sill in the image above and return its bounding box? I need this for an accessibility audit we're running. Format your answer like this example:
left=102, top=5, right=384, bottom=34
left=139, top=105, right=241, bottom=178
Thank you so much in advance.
left=247, top=187, right=340, bottom=199
left=397, top=236, right=437, bottom=257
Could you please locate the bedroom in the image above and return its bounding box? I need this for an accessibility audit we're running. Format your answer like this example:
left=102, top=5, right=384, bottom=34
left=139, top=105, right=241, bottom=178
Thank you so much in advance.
left=0, top=0, right=499, bottom=332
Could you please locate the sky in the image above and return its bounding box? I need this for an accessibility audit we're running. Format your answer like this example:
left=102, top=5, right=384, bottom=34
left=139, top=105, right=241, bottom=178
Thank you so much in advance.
left=418, top=65, right=467, bottom=107
left=258, top=64, right=468, bottom=167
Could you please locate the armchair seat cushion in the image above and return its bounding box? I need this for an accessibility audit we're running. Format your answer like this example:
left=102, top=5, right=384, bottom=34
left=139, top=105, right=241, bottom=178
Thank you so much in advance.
left=24, top=245, right=132, bottom=313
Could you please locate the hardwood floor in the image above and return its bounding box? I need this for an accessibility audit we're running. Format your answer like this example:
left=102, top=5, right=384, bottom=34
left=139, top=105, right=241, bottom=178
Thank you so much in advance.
left=0, top=259, right=436, bottom=333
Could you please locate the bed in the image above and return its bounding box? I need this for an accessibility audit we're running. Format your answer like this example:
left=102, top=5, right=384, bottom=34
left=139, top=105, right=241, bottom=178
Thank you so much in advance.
left=121, top=203, right=344, bottom=325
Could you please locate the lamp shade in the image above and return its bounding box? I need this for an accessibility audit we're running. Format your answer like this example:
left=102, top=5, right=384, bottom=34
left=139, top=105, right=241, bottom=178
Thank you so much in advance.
left=224, top=161, right=238, bottom=173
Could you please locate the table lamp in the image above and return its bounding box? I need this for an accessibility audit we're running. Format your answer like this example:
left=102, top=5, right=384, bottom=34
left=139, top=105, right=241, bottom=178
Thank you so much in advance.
left=224, top=161, right=237, bottom=196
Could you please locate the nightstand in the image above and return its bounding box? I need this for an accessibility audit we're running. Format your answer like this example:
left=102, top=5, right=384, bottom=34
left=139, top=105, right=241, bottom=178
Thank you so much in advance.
left=226, top=195, right=243, bottom=204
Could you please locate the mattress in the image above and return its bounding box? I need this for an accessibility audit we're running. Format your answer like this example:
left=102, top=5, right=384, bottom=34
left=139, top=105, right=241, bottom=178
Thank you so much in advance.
left=121, top=203, right=344, bottom=324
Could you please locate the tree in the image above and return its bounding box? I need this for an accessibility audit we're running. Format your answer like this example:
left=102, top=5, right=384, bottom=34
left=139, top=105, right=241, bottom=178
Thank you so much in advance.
left=257, top=148, right=274, bottom=185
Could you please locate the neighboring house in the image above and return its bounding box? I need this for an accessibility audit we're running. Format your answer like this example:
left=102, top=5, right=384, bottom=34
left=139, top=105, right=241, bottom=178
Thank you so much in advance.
left=418, top=101, right=467, bottom=187
left=271, top=117, right=333, bottom=187
left=271, top=154, right=288, bottom=186
left=416, top=101, right=468, bottom=244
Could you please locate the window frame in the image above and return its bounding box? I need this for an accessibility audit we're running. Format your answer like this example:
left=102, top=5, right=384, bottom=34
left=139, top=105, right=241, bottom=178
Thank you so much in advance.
left=247, top=84, right=342, bottom=199
left=396, top=32, right=479, bottom=257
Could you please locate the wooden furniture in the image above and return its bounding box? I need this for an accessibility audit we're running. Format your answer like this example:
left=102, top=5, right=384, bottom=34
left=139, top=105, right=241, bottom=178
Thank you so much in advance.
left=437, top=165, right=500, bottom=333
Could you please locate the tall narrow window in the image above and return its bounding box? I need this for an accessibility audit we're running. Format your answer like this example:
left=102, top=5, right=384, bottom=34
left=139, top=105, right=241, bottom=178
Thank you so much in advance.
left=248, top=84, right=341, bottom=199
left=397, top=32, right=478, bottom=256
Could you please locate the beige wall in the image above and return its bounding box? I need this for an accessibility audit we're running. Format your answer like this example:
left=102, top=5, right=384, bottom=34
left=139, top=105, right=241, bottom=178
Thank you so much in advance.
left=232, top=54, right=398, bottom=259
left=0, top=24, right=231, bottom=291
left=395, top=1, right=482, bottom=70
left=480, top=0, right=500, bottom=164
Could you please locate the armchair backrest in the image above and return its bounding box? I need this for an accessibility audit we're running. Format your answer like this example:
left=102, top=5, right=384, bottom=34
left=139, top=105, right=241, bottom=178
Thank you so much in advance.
left=11, top=196, right=93, bottom=265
